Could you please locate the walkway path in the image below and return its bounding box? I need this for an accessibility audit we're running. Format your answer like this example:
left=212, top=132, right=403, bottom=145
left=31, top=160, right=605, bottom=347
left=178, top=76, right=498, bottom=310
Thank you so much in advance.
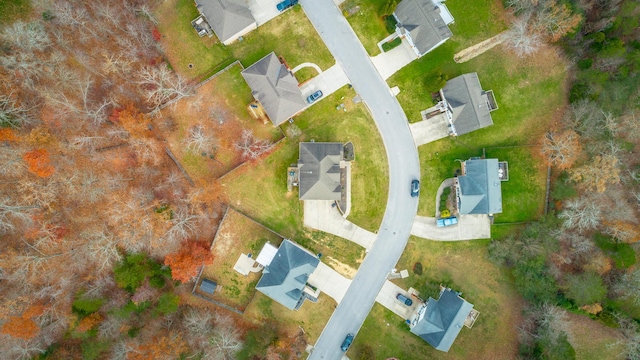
left=301, top=0, right=420, bottom=358
left=292, top=62, right=323, bottom=74
left=454, top=31, right=508, bottom=63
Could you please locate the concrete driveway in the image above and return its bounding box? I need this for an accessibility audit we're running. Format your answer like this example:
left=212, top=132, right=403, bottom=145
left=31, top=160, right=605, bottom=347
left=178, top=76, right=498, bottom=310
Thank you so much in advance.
left=409, top=112, right=451, bottom=146
left=307, top=262, right=352, bottom=304
left=298, top=63, right=350, bottom=102
left=370, top=37, right=418, bottom=80
left=375, top=280, right=419, bottom=320
left=411, top=214, right=491, bottom=241
left=303, top=200, right=377, bottom=251
left=248, top=0, right=282, bottom=26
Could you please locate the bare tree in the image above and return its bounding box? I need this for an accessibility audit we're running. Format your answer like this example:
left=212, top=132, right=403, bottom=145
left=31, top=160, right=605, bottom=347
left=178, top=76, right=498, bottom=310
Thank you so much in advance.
left=206, top=313, right=243, bottom=360
left=83, top=231, right=122, bottom=272
left=539, top=129, right=582, bottom=170
left=0, top=199, right=37, bottom=234
left=0, top=94, right=35, bottom=128
left=0, top=20, right=51, bottom=52
left=185, top=125, right=215, bottom=153
left=610, top=314, right=640, bottom=360
left=505, top=14, right=543, bottom=56
left=235, top=129, right=274, bottom=159
left=559, top=196, right=602, bottom=232
left=136, top=64, right=193, bottom=109
left=161, top=206, right=197, bottom=253
left=614, top=269, right=640, bottom=306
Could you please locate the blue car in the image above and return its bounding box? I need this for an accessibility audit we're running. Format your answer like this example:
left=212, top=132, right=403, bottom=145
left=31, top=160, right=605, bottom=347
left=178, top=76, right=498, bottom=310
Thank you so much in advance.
left=341, top=333, right=354, bottom=351
left=276, top=0, right=298, bottom=12
left=411, top=179, right=420, bottom=197
left=306, top=90, right=323, bottom=104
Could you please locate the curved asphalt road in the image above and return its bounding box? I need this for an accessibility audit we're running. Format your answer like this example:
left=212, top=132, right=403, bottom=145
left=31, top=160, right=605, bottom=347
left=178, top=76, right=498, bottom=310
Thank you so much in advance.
left=301, top=0, right=420, bottom=358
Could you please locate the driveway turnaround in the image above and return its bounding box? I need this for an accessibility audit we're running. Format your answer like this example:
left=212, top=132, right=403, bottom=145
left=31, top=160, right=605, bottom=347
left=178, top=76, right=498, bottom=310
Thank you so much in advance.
left=411, top=214, right=492, bottom=241
left=299, top=63, right=350, bottom=102
left=409, top=113, right=451, bottom=146
left=307, top=262, right=352, bottom=304
left=303, top=200, right=376, bottom=251
left=301, top=0, right=420, bottom=359
left=370, top=38, right=419, bottom=80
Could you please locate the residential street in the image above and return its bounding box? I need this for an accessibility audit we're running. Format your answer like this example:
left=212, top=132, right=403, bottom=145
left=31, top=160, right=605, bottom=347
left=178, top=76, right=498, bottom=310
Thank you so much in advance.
left=300, top=0, right=421, bottom=358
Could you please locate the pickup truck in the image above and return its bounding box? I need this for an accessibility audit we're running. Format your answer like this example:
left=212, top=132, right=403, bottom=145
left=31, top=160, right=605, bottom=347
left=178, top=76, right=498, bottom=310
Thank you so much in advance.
left=276, top=0, right=298, bottom=12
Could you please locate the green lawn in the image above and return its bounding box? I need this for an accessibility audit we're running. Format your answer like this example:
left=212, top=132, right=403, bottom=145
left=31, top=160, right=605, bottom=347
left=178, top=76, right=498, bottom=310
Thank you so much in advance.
left=229, top=5, right=334, bottom=71
left=156, top=2, right=334, bottom=81
left=155, top=0, right=234, bottom=81
left=486, top=147, right=547, bottom=223
left=0, top=0, right=31, bottom=25
left=342, top=0, right=508, bottom=57
left=410, top=45, right=567, bottom=222
left=221, top=86, right=388, bottom=267
left=351, top=238, right=523, bottom=359
left=341, top=0, right=390, bottom=56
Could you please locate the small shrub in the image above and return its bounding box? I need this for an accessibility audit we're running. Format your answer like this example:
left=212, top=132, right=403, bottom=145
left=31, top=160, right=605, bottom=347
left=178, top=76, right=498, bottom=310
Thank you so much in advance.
left=577, top=59, right=592, bottom=70
left=593, top=233, right=636, bottom=269
left=154, top=293, right=180, bottom=316
left=424, top=71, right=447, bottom=93
left=383, top=15, right=398, bottom=34
left=72, top=297, right=103, bottom=317
left=381, top=37, right=402, bottom=52
left=562, top=272, right=607, bottom=306
left=413, top=262, right=423, bottom=275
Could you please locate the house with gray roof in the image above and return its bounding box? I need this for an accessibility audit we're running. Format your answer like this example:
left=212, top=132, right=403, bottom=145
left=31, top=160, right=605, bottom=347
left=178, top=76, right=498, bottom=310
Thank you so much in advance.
left=410, top=287, right=476, bottom=352
left=393, top=0, right=454, bottom=57
left=241, top=52, right=307, bottom=126
left=455, top=158, right=502, bottom=215
left=442, top=73, right=498, bottom=136
left=297, top=142, right=344, bottom=201
left=194, top=0, right=257, bottom=45
left=255, top=239, right=320, bottom=310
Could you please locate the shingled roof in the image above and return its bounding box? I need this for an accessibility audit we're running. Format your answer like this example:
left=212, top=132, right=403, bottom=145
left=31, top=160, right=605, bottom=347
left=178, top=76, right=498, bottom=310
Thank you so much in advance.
left=394, top=0, right=453, bottom=56
left=298, top=142, right=343, bottom=201
left=195, top=0, right=256, bottom=44
left=410, top=288, right=474, bottom=352
left=457, top=158, right=502, bottom=215
left=443, top=73, right=495, bottom=136
left=255, top=240, right=319, bottom=310
left=241, top=52, right=306, bottom=126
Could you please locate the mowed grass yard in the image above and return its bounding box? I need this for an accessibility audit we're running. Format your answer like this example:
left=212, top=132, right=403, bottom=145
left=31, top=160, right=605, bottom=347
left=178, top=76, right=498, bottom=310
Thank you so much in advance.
left=342, top=0, right=508, bottom=56
left=351, top=238, right=524, bottom=359
left=155, top=0, right=234, bottom=81
left=155, top=2, right=333, bottom=81
left=157, top=63, right=282, bottom=182
left=199, top=208, right=284, bottom=310
left=413, top=45, right=567, bottom=222
left=221, top=86, right=388, bottom=269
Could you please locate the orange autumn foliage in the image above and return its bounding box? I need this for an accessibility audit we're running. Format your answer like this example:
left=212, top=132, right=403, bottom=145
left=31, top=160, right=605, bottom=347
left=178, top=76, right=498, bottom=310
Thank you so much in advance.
left=164, top=241, right=214, bottom=283
left=77, top=313, right=103, bottom=332
left=130, top=334, right=188, bottom=360
left=111, top=104, right=152, bottom=138
left=22, top=303, right=47, bottom=319
left=23, top=149, right=55, bottom=178
left=0, top=128, right=18, bottom=142
left=1, top=316, right=39, bottom=340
